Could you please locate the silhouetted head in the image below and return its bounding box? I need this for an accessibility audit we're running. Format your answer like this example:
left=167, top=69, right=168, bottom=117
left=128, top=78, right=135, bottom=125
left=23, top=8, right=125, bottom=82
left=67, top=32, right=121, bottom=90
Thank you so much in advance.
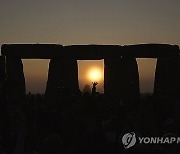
left=82, top=84, right=91, bottom=95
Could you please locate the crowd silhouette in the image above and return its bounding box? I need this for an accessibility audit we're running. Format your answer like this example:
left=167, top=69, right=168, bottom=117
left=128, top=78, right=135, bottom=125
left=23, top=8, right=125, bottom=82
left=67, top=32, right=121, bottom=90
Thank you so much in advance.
left=0, top=79, right=180, bottom=154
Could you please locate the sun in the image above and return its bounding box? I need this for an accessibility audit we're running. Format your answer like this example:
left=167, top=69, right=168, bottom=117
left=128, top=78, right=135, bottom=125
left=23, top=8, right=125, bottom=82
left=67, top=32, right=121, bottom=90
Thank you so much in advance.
left=87, top=67, right=103, bottom=82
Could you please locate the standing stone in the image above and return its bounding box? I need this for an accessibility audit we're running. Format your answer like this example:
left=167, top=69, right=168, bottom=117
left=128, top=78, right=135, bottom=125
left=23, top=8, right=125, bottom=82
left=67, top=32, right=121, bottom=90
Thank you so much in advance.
left=0, top=56, right=5, bottom=84
left=6, top=57, right=26, bottom=93
left=0, top=56, right=6, bottom=153
left=104, top=57, right=140, bottom=101
left=154, top=56, right=180, bottom=100
left=0, top=56, right=5, bottom=99
left=45, top=58, right=79, bottom=100
left=104, top=57, right=140, bottom=134
left=104, top=58, right=123, bottom=99
left=121, top=57, right=141, bottom=133
left=153, top=56, right=180, bottom=135
left=121, top=57, right=140, bottom=101
left=5, top=58, right=26, bottom=154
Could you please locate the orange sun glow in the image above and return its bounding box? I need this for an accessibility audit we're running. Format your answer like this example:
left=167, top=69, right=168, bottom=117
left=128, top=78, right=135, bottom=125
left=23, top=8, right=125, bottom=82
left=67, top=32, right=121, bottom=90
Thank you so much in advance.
left=87, top=67, right=103, bottom=82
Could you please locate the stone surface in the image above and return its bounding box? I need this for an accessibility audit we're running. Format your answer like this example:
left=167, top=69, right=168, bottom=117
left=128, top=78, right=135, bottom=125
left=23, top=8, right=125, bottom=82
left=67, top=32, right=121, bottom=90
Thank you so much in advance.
left=1, top=44, right=63, bottom=59
left=104, top=57, right=140, bottom=100
left=4, top=57, right=27, bottom=154
left=45, top=58, right=79, bottom=100
left=121, top=57, right=140, bottom=101
left=2, top=44, right=179, bottom=59
left=6, top=57, right=26, bottom=93
left=104, top=58, right=123, bottom=99
left=65, top=45, right=121, bottom=59
left=123, top=44, right=179, bottom=58
left=0, top=56, right=5, bottom=83
left=154, top=56, right=180, bottom=100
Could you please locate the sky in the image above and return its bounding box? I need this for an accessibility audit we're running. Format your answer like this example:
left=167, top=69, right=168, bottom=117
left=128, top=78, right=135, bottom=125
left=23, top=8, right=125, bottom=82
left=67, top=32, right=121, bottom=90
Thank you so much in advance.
left=1, top=0, right=180, bottom=93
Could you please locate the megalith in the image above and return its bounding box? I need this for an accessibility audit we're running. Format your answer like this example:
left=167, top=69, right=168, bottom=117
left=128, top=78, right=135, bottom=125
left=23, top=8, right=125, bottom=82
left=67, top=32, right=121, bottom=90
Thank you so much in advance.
left=4, top=58, right=26, bottom=154
left=104, top=57, right=140, bottom=102
left=0, top=56, right=5, bottom=84
left=121, top=57, right=140, bottom=101
left=45, top=58, right=79, bottom=100
left=154, top=56, right=180, bottom=100
left=104, top=58, right=123, bottom=99
left=0, top=56, right=5, bottom=106
left=121, top=57, right=140, bottom=128
left=6, top=57, right=26, bottom=94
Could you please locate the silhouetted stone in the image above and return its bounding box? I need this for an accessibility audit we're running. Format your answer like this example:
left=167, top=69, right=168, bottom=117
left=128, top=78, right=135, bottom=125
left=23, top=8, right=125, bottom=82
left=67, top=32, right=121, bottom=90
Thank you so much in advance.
left=2, top=43, right=180, bottom=153
left=65, top=45, right=121, bottom=60
left=104, top=58, right=123, bottom=99
left=154, top=56, right=180, bottom=100
left=45, top=58, right=79, bottom=100
left=104, top=57, right=140, bottom=102
left=2, top=44, right=179, bottom=59
left=121, top=57, right=140, bottom=101
left=123, top=44, right=179, bottom=58
left=5, top=57, right=26, bottom=154
left=1, top=44, right=63, bottom=59
left=0, top=56, right=5, bottom=109
left=6, top=57, right=26, bottom=93
left=0, top=56, right=5, bottom=83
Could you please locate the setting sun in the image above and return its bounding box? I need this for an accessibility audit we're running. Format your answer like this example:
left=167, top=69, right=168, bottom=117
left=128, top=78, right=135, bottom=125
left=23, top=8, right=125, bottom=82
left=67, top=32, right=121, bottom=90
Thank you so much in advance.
left=87, top=67, right=103, bottom=82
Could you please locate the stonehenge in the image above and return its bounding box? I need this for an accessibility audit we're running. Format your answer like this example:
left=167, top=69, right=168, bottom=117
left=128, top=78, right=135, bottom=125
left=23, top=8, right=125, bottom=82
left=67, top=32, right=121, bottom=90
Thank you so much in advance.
left=1, top=43, right=180, bottom=154
left=1, top=43, right=180, bottom=102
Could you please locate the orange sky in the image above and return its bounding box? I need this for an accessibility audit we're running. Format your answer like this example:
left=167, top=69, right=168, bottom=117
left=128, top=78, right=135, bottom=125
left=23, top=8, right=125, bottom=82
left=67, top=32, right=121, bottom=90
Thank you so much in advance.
left=22, top=59, right=157, bottom=93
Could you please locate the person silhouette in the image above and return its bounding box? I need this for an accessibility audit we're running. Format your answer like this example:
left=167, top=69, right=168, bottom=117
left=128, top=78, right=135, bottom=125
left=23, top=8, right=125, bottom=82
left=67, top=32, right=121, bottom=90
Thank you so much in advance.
left=82, top=84, right=91, bottom=95
left=91, top=82, right=98, bottom=97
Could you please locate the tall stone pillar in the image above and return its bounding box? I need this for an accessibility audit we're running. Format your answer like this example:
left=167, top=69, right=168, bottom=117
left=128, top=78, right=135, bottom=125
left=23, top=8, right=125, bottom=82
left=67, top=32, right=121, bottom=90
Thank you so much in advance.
left=154, top=56, right=180, bottom=100
left=4, top=58, right=26, bottom=154
left=0, top=55, right=5, bottom=125
left=153, top=56, right=180, bottom=135
left=6, top=57, right=26, bottom=93
left=104, top=58, right=123, bottom=99
left=121, top=57, right=140, bottom=101
left=45, top=58, right=79, bottom=101
left=104, top=57, right=140, bottom=133
left=0, top=57, right=5, bottom=75
left=122, top=57, right=142, bottom=135
left=104, top=57, right=140, bottom=101
left=0, top=56, right=5, bottom=84
left=0, top=56, right=5, bottom=150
